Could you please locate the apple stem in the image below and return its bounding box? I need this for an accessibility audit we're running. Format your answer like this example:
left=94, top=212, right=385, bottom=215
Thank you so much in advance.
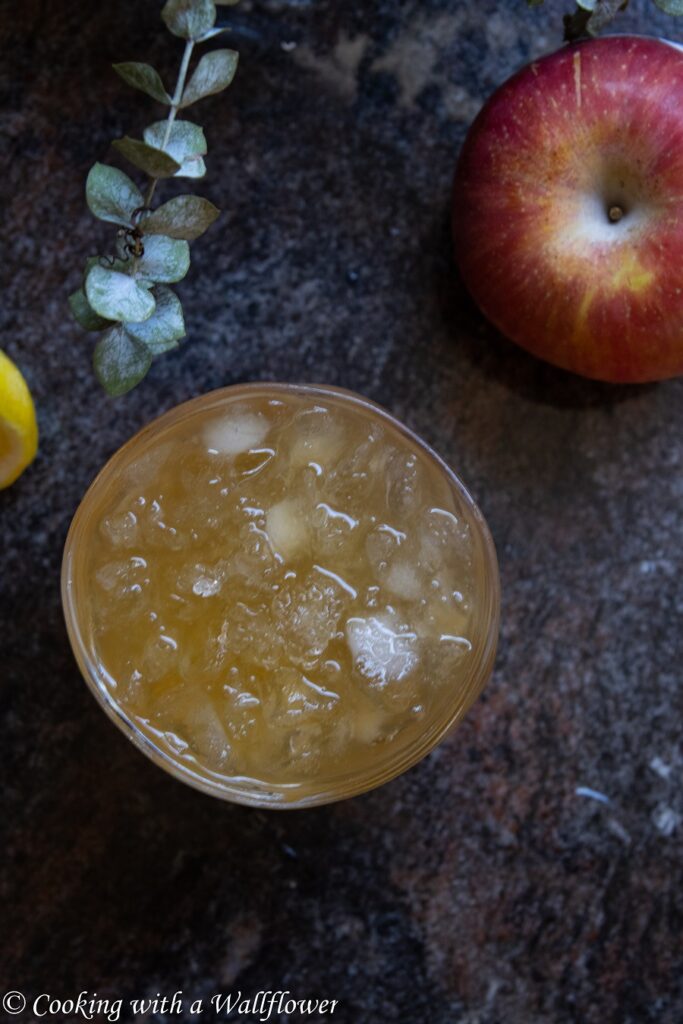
left=608, top=205, right=625, bottom=224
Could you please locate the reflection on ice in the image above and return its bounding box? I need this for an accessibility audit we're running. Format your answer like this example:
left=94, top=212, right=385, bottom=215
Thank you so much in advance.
left=346, top=614, right=418, bottom=687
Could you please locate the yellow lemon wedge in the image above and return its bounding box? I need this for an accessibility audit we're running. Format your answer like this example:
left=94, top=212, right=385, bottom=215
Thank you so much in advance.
left=0, top=350, right=38, bottom=489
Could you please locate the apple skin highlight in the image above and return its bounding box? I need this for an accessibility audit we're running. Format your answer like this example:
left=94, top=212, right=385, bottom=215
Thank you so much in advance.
left=453, top=35, right=683, bottom=383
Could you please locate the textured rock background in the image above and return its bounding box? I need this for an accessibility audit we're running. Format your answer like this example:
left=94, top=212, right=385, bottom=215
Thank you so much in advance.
left=1, top=2, right=682, bottom=1022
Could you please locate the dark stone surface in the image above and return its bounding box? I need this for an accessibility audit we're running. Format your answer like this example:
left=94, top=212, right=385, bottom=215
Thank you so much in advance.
left=1, top=1, right=682, bottom=1022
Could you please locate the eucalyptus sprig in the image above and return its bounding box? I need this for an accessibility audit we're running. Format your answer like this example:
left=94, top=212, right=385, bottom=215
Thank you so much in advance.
left=527, top=0, right=683, bottom=40
left=69, top=0, right=240, bottom=396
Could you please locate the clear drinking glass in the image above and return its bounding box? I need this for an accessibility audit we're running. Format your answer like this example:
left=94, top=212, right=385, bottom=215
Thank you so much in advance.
left=62, top=383, right=500, bottom=808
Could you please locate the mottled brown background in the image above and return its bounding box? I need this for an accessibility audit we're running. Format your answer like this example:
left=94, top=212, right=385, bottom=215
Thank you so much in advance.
left=1, top=1, right=682, bottom=1022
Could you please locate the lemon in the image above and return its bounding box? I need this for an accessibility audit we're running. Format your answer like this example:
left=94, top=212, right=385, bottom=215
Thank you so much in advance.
left=0, top=350, right=38, bottom=489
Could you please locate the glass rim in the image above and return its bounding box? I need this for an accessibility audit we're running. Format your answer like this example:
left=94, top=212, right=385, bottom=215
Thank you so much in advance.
left=61, top=382, right=501, bottom=809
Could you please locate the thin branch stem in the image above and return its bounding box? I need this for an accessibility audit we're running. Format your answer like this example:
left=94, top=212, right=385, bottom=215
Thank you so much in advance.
left=143, top=39, right=195, bottom=208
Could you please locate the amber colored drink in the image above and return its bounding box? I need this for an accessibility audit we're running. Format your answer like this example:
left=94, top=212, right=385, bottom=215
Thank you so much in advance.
left=62, top=385, right=499, bottom=806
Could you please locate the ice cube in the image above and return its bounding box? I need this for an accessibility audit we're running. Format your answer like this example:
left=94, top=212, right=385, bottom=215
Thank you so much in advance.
left=264, top=667, right=340, bottom=772
left=422, top=632, right=473, bottom=688
left=123, top=441, right=173, bottom=488
left=285, top=407, right=345, bottom=469
left=272, top=668, right=339, bottom=718
left=385, top=449, right=422, bottom=519
left=419, top=507, right=471, bottom=574
left=417, top=595, right=471, bottom=640
left=228, top=600, right=284, bottom=669
left=178, top=617, right=230, bottom=683
left=352, top=702, right=388, bottom=744
left=273, top=569, right=348, bottom=666
left=175, top=560, right=228, bottom=599
left=384, top=560, right=422, bottom=602
left=221, top=683, right=261, bottom=743
left=233, top=446, right=275, bottom=480
left=266, top=498, right=309, bottom=561
left=118, top=668, right=146, bottom=709
left=96, top=561, right=126, bottom=593
left=365, top=525, right=420, bottom=599
left=288, top=723, right=323, bottom=766
left=141, top=633, right=178, bottom=683
left=328, top=429, right=381, bottom=508
left=310, top=501, right=360, bottom=559
left=154, top=685, right=232, bottom=768
left=231, top=521, right=278, bottom=587
left=95, top=557, right=150, bottom=609
left=193, top=576, right=221, bottom=598
left=179, top=445, right=216, bottom=494
left=346, top=614, right=418, bottom=688
left=140, top=497, right=185, bottom=551
left=100, top=509, right=139, bottom=548
left=365, top=524, right=404, bottom=573
left=204, top=411, right=270, bottom=456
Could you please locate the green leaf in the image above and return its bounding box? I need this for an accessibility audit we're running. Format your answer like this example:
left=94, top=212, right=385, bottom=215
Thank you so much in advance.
left=181, top=49, right=239, bottom=108
left=86, top=163, right=143, bottom=227
left=137, top=235, right=191, bottom=284
left=161, top=0, right=216, bottom=40
left=94, top=325, right=152, bottom=396
left=141, top=195, right=220, bottom=240
left=112, top=137, right=181, bottom=178
left=653, top=0, right=683, bottom=13
left=68, top=288, right=113, bottom=331
left=126, top=286, right=186, bottom=354
left=143, top=120, right=207, bottom=178
left=113, top=62, right=171, bottom=104
left=86, top=265, right=156, bottom=323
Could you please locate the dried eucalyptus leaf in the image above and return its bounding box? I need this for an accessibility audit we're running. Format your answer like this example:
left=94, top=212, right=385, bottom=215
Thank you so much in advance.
left=83, top=256, right=101, bottom=279
left=86, top=265, right=156, bottom=323
left=653, top=0, right=683, bottom=14
left=181, top=49, right=239, bottom=108
left=143, top=120, right=207, bottom=178
left=113, top=62, right=171, bottom=104
left=112, top=137, right=181, bottom=178
left=161, top=0, right=216, bottom=41
left=137, top=235, right=191, bottom=284
left=86, top=163, right=143, bottom=227
left=198, top=27, right=230, bottom=41
left=126, top=286, right=186, bottom=354
left=83, top=255, right=131, bottom=282
left=586, top=0, right=628, bottom=32
left=94, top=325, right=152, bottom=396
left=68, top=288, right=113, bottom=331
left=142, top=195, right=220, bottom=240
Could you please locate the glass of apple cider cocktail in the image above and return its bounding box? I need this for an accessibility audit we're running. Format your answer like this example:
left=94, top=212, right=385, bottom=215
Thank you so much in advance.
left=62, top=384, right=499, bottom=807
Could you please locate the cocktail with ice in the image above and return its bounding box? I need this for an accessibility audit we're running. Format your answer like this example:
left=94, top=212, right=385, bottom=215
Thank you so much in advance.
left=62, top=384, right=499, bottom=806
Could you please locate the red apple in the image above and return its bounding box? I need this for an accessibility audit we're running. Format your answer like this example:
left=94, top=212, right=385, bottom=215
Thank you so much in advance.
left=452, top=35, right=683, bottom=383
